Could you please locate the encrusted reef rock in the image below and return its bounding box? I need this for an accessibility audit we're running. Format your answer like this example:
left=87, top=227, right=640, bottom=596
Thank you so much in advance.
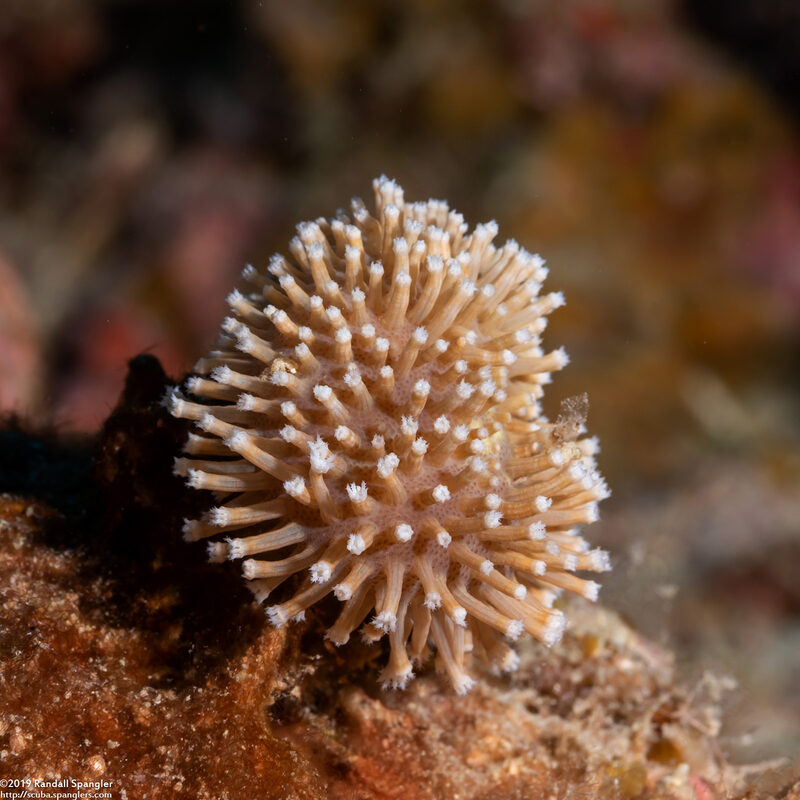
left=0, top=357, right=791, bottom=799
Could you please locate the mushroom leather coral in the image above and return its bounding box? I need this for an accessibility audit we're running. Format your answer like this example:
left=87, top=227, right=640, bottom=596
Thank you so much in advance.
left=169, top=176, right=610, bottom=693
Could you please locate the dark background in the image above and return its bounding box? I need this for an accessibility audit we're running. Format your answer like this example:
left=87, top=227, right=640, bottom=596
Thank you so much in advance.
left=1, top=0, right=799, bottom=765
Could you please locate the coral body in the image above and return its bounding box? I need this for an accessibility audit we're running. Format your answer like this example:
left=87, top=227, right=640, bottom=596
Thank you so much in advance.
left=170, top=177, right=609, bottom=692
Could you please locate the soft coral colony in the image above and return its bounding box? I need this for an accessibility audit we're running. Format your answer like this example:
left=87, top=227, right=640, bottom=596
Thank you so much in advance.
left=169, top=176, right=610, bottom=693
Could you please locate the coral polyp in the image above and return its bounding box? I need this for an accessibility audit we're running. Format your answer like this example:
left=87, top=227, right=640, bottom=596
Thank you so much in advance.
left=169, top=176, right=610, bottom=693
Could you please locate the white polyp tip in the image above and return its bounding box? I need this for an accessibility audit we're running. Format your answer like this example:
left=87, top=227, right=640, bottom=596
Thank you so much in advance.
left=453, top=425, right=469, bottom=442
left=455, top=361, right=468, bottom=375
left=351, top=287, right=365, bottom=303
left=434, top=415, right=450, bottom=435
left=222, top=316, right=241, bottom=334
left=535, top=495, right=552, bottom=512
left=413, top=379, right=430, bottom=396
left=225, top=430, right=251, bottom=451
left=591, top=550, right=612, bottom=572
left=424, top=592, right=442, bottom=610
left=309, top=436, right=335, bottom=473
left=464, top=330, right=478, bottom=346
left=585, top=581, right=601, bottom=602
left=163, top=386, right=180, bottom=410
left=524, top=279, right=540, bottom=297
left=371, top=434, right=385, bottom=449
left=482, top=283, right=496, bottom=298
left=432, top=484, right=451, bottom=503
left=501, top=349, right=517, bottom=366
left=436, top=530, right=452, bottom=548
left=266, top=605, right=289, bottom=629
left=278, top=273, right=295, bottom=288
left=469, top=440, right=484, bottom=455
left=479, top=559, right=493, bottom=576
left=346, top=481, right=368, bottom=503
left=553, top=347, right=569, bottom=368
left=298, top=326, right=312, bottom=342
left=224, top=538, right=245, bottom=561
left=545, top=612, right=566, bottom=646
left=376, top=338, right=389, bottom=353
left=280, top=401, right=297, bottom=418
left=310, top=561, right=332, bottom=583
left=309, top=295, right=323, bottom=309
left=241, top=559, right=258, bottom=579
left=294, top=342, right=311, bottom=359
left=393, top=236, right=409, bottom=253
left=242, top=263, right=257, bottom=278
left=483, top=510, right=502, bottom=528
left=185, top=377, right=202, bottom=394
left=343, top=367, right=359, bottom=386
left=485, top=493, right=501, bottom=510
left=335, top=327, right=352, bottom=345
left=347, top=533, right=366, bottom=555
left=551, top=291, right=566, bottom=308
left=545, top=541, right=560, bottom=557
left=271, top=371, right=289, bottom=387
left=379, top=365, right=393, bottom=379
left=513, top=584, right=527, bottom=601
left=506, top=620, right=524, bottom=641
left=377, top=453, right=399, bottom=478
left=211, top=365, right=232, bottom=384
left=283, top=476, right=306, bottom=498
left=313, top=384, right=332, bottom=403
left=197, top=413, right=215, bottom=432
left=400, top=416, right=418, bottom=436
left=478, top=380, right=497, bottom=397
left=456, top=381, right=474, bottom=400
left=279, top=425, right=298, bottom=442
left=563, top=554, right=578, bottom=572
left=587, top=503, right=600, bottom=523
left=380, top=667, right=414, bottom=691
left=361, top=323, right=375, bottom=337
left=569, top=463, right=586, bottom=481
left=503, top=651, right=521, bottom=673
left=528, top=522, right=546, bottom=540
left=411, top=438, right=428, bottom=455
left=395, top=523, right=414, bottom=542
left=326, top=308, right=344, bottom=325
left=469, top=456, right=487, bottom=474
left=235, top=332, right=255, bottom=353
left=412, top=327, right=428, bottom=344
left=333, top=583, right=352, bottom=602
left=208, top=507, right=230, bottom=527
left=549, top=449, right=564, bottom=467
left=369, top=263, right=384, bottom=277
left=451, top=606, right=467, bottom=627
left=186, top=471, right=202, bottom=490
left=434, top=339, right=449, bottom=353
left=394, top=271, right=412, bottom=287
left=427, top=255, right=444, bottom=272
left=235, top=393, right=255, bottom=411
left=334, top=425, right=350, bottom=442
left=373, top=611, right=397, bottom=632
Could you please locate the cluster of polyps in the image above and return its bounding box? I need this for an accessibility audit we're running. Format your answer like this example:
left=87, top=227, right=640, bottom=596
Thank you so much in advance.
left=170, top=176, right=610, bottom=693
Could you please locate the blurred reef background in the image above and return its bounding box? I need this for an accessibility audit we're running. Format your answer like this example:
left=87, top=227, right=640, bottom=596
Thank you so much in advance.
left=1, top=0, right=799, bottom=778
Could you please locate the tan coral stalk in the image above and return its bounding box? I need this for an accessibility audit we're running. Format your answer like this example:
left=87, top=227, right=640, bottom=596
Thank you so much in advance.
left=170, top=176, right=610, bottom=692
